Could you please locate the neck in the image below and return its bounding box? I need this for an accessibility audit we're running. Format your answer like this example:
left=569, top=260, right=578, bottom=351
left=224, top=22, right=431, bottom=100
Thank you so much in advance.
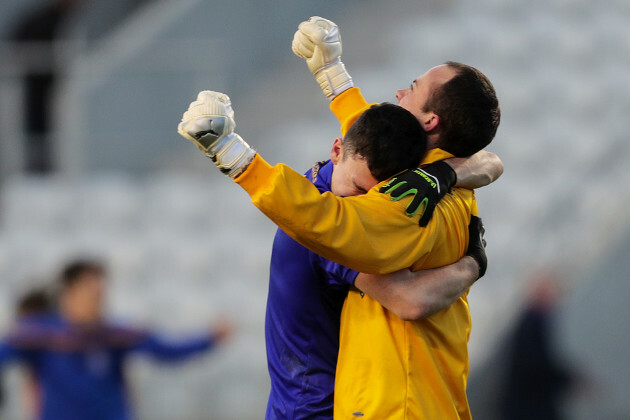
left=426, top=133, right=440, bottom=151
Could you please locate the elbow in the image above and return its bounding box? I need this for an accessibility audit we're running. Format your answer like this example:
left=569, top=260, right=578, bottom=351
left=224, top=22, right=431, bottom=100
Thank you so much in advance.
left=487, top=152, right=505, bottom=182
left=473, top=154, right=504, bottom=187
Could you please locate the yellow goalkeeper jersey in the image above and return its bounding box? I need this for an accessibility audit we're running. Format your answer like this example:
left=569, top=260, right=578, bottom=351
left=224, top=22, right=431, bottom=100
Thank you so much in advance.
left=331, top=87, right=475, bottom=420
left=234, top=87, right=476, bottom=419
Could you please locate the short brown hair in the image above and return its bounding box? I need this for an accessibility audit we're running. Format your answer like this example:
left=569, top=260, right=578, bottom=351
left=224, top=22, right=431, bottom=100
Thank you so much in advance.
left=344, top=103, right=427, bottom=181
left=425, top=61, right=500, bottom=157
left=16, top=288, right=52, bottom=316
left=59, top=259, right=105, bottom=289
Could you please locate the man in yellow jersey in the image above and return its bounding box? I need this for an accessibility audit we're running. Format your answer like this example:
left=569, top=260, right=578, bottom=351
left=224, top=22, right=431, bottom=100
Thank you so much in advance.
left=176, top=19, right=500, bottom=420
left=291, top=17, right=501, bottom=419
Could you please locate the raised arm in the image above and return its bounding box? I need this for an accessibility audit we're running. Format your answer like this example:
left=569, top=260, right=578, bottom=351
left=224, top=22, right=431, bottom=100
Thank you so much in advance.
left=354, top=216, right=487, bottom=320
left=177, top=91, right=475, bottom=274
left=292, top=16, right=354, bottom=100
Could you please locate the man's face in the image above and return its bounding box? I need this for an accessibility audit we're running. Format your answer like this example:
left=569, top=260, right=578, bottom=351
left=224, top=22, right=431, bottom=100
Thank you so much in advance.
left=395, top=64, right=457, bottom=127
left=329, top=138, right=379, bottom=197
left=64, top=272, right=105, bottom=323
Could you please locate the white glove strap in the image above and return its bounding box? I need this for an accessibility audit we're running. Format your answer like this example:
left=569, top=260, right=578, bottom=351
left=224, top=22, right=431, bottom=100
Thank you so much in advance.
left=314, top=59, right=354, bottom=99
left=206, top=133, right=256, bottom=179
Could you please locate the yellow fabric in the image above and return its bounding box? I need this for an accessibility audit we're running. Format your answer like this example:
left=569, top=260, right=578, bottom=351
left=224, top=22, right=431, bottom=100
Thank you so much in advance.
left=234, top=86, right=478, bottom=419
left=330, top=87, right=475, bottom=419
left=236, top=153, right=476, bottom=418
left=235, top=153, right=475, bottom=275
left=335, top=290, right=472, bottom=420
left=329, top=87, right=374, bottom=136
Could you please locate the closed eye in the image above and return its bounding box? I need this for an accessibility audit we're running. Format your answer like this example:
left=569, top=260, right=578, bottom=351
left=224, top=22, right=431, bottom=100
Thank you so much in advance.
left=353, top=182, right=368, bottom=194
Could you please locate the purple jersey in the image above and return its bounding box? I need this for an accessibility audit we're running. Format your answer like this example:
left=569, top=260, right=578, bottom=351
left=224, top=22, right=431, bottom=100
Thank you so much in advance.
left=265, top=160, right=358, bottom=419
left=0, top=313, right=213, bottom=420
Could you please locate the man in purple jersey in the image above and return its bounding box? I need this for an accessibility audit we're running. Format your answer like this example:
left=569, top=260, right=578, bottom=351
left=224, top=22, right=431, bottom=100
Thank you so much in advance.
left=263, top=104, right=487, bottom=419
left=0, top=259, right=232, bottom=420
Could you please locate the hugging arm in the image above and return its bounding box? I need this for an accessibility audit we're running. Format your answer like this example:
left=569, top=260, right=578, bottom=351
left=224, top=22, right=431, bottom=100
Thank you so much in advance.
left=447, top=150, right=504, bottom=189
left=354, top=215, right=487, bottom=320
left=355, top=258, right=478, bottom=320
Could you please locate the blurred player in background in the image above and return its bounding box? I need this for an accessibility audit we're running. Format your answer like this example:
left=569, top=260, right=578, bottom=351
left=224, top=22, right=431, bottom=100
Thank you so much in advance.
left=0, top=287, right=54, bottom=416
left=0, top=259, right=232, bottom=420
left=14, top=287, right=55, bottom=418
left=176, top=14, right=500, bottom=419
left=499, top=272, right=576, bottom=420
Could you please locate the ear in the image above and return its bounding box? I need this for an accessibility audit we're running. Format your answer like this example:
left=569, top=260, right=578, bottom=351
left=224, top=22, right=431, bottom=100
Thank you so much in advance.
left=330, top=138, right=344, bottom=164
left=422, top=113, right=440, bottom=133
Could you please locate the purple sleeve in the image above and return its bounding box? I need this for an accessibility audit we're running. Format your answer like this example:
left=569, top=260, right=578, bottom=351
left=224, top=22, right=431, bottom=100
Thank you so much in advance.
left=3, top=321, right=57, bottom=350
left=0, top=338, right=39, bottom=367
left=0, top=342, right=22, bottom=365
left=317, top=255, right=359, bottom=287
left=129, top=332, right=214, bottom=362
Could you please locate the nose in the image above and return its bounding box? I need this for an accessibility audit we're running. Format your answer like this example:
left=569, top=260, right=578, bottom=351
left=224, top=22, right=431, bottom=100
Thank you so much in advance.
left=395, top=88, right=409, bottom=102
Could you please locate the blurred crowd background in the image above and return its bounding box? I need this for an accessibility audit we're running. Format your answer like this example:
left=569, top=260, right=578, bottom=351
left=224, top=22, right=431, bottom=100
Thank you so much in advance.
left=0, top=0, right=629, bottom=419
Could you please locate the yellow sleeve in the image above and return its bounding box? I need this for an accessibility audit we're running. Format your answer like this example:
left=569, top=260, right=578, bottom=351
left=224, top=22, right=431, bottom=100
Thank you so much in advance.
left=234, top=154, right=455, bottom=274
left=329, top=87, right=377, bottom=137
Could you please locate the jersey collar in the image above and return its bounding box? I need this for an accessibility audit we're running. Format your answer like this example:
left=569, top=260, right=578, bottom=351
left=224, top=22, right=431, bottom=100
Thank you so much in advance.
left=420, top=148, right=455, bottom=166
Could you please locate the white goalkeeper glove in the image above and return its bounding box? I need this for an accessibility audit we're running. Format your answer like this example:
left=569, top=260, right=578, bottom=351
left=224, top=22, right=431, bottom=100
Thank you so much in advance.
left=177, top=91, right=255, bottom=179
left=292, top=16, right=354, bottom=100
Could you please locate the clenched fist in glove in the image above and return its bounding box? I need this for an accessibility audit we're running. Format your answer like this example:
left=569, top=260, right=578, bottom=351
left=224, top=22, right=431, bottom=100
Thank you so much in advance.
left=292, top=16, right=354, bottom=99
left=177, top=91, right=255, bottom=178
